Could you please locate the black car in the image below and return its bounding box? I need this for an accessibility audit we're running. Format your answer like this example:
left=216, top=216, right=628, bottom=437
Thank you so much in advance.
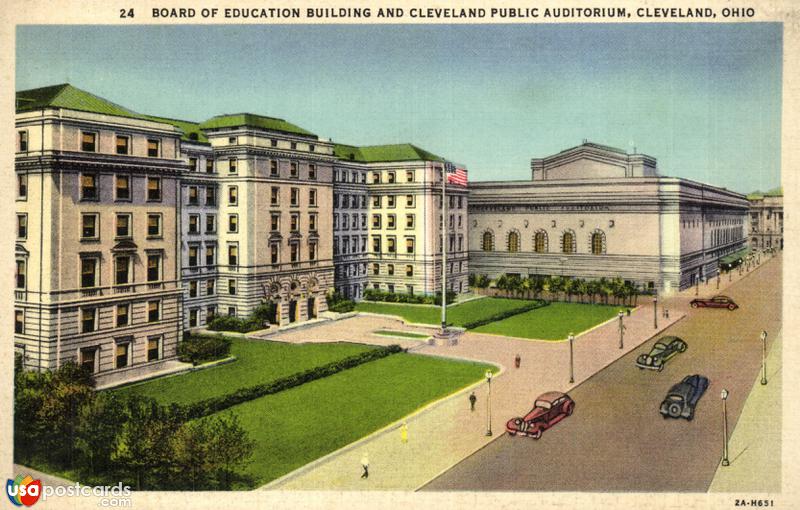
left=659, top=374, right=709, bottom=421
left=636, top=336, right=688, bottom=371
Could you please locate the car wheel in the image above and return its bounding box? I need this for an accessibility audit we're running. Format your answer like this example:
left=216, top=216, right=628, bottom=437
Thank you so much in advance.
left=678, top=342, right=687, bottom=353
left=687, top=409, right=695, bottom=421
left=691, top=302, right=699, bottom=308
left=531, top=429, right=542, bottom=440
left=668, top=403, right=682, bottom=418
left=658, top=364, right=664, bottom=372
left=728, top=304, right=736, bottom=311
left=565, top=403, right=574, bottom=416
left=508, top=431, right=516, bottom=437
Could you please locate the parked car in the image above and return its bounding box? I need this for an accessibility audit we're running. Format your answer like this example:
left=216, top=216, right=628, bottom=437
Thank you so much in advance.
left=659, top=374, right=709, bottom=421
left=690, top=295, right=738, bottom=310
left=506, top=391, right=574, bottom=439
left=636, top=336, right=688, bottom=371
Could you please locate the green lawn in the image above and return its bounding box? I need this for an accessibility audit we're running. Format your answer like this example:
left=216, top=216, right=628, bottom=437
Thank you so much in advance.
left=373, top=330, right=431, bottom=339
left=355, top=297, right=538, bottom=327
left=219, top=353, right=494, bottom=487
left=113, top=339, right=375, bottom=405
left=472, top=302, right=620, bottom=340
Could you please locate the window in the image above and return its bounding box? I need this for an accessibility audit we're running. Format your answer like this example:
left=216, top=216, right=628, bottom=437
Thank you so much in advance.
left=147, top=139, right=160, bottom=157
left=81, top=308, right=97, bottom=334
left=406, top=214, right=415, bottom=229
left=147, top=254, right=161, bottom=281
left=18, top=131, right=28, bottom=152
left=508, top=231, right=520, bottom=253
left=290, top=141, right=297, bottom=150
left=309, top=164, right=317, bottom=180
left=562, top=231, right=576, bottom=254
left=372, top=172, right=380, bottom=184
left=406, top=171, right=414, bottom=183
left=309, top=144, right=315, bottom=152
left=290, top=162, right=298, bottom=177
left=147, top=177, right=161, bottom=201
left=206, top=279, right=215, bottom=295
left=309, top=214, right=317, bottom=231
left=387, top=215, right=396, bottom=229
left=271, top=139, right=278, bottom=147
left=387, top=264, right=395, bottom=276
left=115, top=342, right=129, bottom=368
left=188, top=215, right=199, bottom=234
left=372, top=215, right=381, bottom=229
left=387, top=237, right=396, bottom=253
left=188, top=157, right=198, bottom=171
left=188, top=246, right=199, bottom=267
left=482, top=231, right=494, bottom=251
left=15, top=310, right=24, bottom=334
left=229, top=186, right=238, bottom=205
left=206, top=159, right=214, bottom=173
left=290, top=188, right=299, bottom=206
left=228, top=136, right=237, bottom=145
left=148, top=300, right=160, bottom=322
left=372, top=263, right=380, bottom=275
left=271, top=243, right=279, bottom=264
left=18, top=174, right=27, bottom=199
left=406, top=238, right=415, bottom=254
left=309, top=241, right=317, bottom=261
left=387, top=196, right=396, bottom=208
left=387, top=172, right=396, bottom=184
left=290, top=214, right=299, bottom=232
left=406, top=195, right=415, bottom=207
left=116, top=214, right=131, bottom=238
left=406, top=265, right=414, bottom=277
left=81, top=132, right=97, bottom=152
left=228, top=245, right=238, bottom=265
left=147, top=337, right=161, bottom=362
left=116, top=175, right=130, bottom=200
left=205, top=245, right=215, bottom=266
left=189, top=281, right=198, bottom=298
left=81, top=174, right=98, bottom=200
left=228, top=306, right=237, bottom=317
left=17, top=214, right=27, bottom=239
left=309, top=189, right=317, bottom=206
left=372, top=236, right=381, bottom=253
left=115, top=256, right=131, bottom=285
left=228, top=214, right=239, bottom=233
left=81, top=214, right=99, bottom=240
left=188, top=186, right=199, bottom=205
left=229, top=158, right=237, bottom=173
left=290, top=242, right=299, bottom=263
left=270, top=187, right=279, bottom=206
left=147, top=214, right=162, bottom=237
left=206, top=186, right=216, bottom=205
left=189, top=309, right=198, bottom=327
left=116, top=135, right=129, bottom=155
left=591, top=231, right=605, bottom=255
left=207, top=306, right=217, bottom=320
left=228, top=279, right=236, bottom=295
left=373, top=196, right=381, bottom=208
left=16, top=260, right=26, bottom=289
left=271, top=213, right=280, bottom=232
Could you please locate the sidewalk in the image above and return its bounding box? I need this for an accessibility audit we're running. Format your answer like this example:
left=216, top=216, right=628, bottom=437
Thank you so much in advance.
left=264, top=297, right=685, bottom=490
left=708, top=330, right=781, bottom=493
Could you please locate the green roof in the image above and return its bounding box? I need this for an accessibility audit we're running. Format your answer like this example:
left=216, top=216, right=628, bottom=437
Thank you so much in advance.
left=720, top=247, right=750, bottom=266
left=16, top=84, right=145, bottom=119
left=199, top=113, right=317, bottom=139
left=747, top=187, right=782, bottom=200
left=333, top=143, right=444, bottom=163
left=142, top=115, right=208, bottom=144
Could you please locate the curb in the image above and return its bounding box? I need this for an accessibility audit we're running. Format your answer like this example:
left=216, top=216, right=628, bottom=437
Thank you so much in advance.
left=99, top=355, right=238, bottom=391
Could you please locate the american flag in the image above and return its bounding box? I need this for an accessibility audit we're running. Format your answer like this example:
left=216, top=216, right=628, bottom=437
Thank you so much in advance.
left=445, top=162, right=468, bottom=187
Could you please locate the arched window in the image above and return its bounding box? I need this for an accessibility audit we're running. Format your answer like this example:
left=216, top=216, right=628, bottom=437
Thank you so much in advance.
left=561, top=230, right=576, bottom=254
left=481, top=231, right=494, bottom=252
left=508, top=231, right=520, bottom=252
left=590, top=230, right=606, bottom=255
left=533, top=230, right=548, bottom=253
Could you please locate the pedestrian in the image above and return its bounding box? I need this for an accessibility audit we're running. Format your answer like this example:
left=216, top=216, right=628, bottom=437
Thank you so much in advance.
left=360, top=454, right=369, bottom=479
left=514, top=353, right=521, bottom=369
left=626, top=308, right=631, bottom=317
left=665, top=309, right=670, bottom=319
left=400, top=422, right=408, bottom=444
left=469, top=391, right=477, bottom=412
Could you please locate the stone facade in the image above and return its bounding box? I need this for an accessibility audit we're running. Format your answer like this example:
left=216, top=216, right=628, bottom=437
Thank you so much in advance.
left=747, top=194, right=783, bottom=251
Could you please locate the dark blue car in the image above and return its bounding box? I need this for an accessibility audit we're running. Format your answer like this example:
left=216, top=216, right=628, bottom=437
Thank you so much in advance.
left=659, top=374, right=709, bottom=421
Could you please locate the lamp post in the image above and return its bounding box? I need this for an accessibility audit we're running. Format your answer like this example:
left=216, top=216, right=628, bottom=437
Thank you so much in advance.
left=695, top=277, right=699, bottom=296
left=653, top=295, right=658, bottom=330
left=618, top=311, right=624, bottom=349
left=485, top=370, right=493, bottom=436
left=716, top=271, right=720, bottom=290
left=568, top=333, right=575, bottom=383
left=760, top=330, right=768, bottom=385
left=721, top=389, right=730, bottom=467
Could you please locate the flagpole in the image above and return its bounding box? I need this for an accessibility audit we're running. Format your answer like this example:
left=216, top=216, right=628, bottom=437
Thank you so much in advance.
left=441, top=162, right=448, bottom=332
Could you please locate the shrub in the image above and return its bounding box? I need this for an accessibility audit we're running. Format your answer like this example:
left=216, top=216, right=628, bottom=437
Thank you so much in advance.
left=363, top=288, right=456, bottom=305
left=177, top=335, right=233, bottom=366
left=327, top=291, right=356, bottom=313
left=462, top=300, right=548, bottom=329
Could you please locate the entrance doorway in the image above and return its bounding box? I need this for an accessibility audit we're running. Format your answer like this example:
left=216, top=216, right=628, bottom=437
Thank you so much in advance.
left=289, top=300, right=297, bottom=323
left=307, top=297, right=317, bottom=319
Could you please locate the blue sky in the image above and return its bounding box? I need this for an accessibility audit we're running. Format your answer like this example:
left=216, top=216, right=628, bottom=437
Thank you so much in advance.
left=16, top=24, right=782, bottom=193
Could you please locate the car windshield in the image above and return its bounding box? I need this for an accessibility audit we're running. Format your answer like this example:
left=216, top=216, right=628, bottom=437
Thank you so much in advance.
left=535, top=400, right=552, bottom=409
left=653, top=343, right=667, bottom=351
left=667, top=395, right=684, bottom=401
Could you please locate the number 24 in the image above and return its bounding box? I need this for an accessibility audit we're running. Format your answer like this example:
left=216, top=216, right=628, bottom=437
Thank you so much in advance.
left=120, top=8, right=134, bottom=18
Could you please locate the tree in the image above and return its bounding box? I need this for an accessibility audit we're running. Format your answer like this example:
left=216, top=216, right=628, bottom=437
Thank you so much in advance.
left=520, top=276, right=533, bottom=300
left=75, top=392, right=127, bottom=475
left=547, top=276, right=564, bottom=302
left=563, top=278, right=575, bottom=303
left=531, top=276, right=545, bottom=299
left=495, top=274, right=509, bottom=297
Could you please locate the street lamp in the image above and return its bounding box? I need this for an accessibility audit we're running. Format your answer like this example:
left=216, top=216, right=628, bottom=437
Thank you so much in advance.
left=695, top=277, right=699, bottom=296
left=485, top=370, right=493, bottom=436
left=716, top=271, right=720, bottom=290
left=760, top=330, right=768, bottom=385
left=721, top=389, right=730, bottom=467
left=618, top=311, right=624, bottom=349
left=568, top=333, right=575, bottom=383
left=653, top=295, right=658, bottom=330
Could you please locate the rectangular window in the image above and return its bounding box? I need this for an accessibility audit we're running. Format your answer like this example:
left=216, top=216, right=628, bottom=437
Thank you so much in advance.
left=290, top=214, right=299, bottom=232
left=18, top=174, right=27, bottom=199
left=147, top=337, right=161, bottom=362
left=81, top=308, right=97, bottom=333
left=206, top=186, right=216, bottom=205
left=116, top=304, right=130, bottom=328
left=290, top=188, right=299, bottom=206
left=115, top=175, right=130, bottom=200
left=147, top=177, right=161, bottom=201
left=206, top=159, right=214, bottom=173
left=147, top=214, right=162, bottom=237
left=372, top=214, right=381, bottom=229
left=17, top=214, right=27, bottom=239
left=207, top=306, right=217, bottom=320
left=309, top=241, right=317, bottom=261
left=387, top=196, right=396, bottom=208
left=81, top=132, right=97, bottom=152
left=290, top=141, right=297, bottom=150
left=271, top=243, right=279, bottom=264
left=406, top=265, right=414, bottom=277
left=188, top=186, right=199, bottom=205
left=147, top=139, right=160, bottom=157
left=81, top=214, right=99, bottom=240
left=80, top=257, right=98, bottom=287
left=271, top=139, right=278, bottom=147
left=406, top=214, right=415, bottom=229
left=309, top=213, right=317, bottom=231
left=406, top=195, right=415, bottom=207
left=205, top=245, right=215, bottom=266
left=16, top=260, right=25, bottom=289
left=406, top=238, right=415, bottom=254
left=228, top=306, right=237, bottom=317
left=147, top=254, right=161, bottom=282
left=228, top=279, right=237, bottom=295
left=115, top=256, right=131, bottom=285
left=207, top=279, right=215, bottom=295
left=189, top=308, right=198, bottom=327
left=372, top=196, right=381, bottom=208
left=372, top=263, right=380, bottom=275
left=229, top=158, right=237, bottom=173
left=309, top=144, right=315, bottom=152
left=115, top=214, right=131, bottom=238
left=387, top=237, right=396, bottom=253
left=189, top=280, right=198, bottom=298
left=270, top=187, right=279, bottom=206
left=115, top=135, right=129, bottom=155
left=290, top=243, right=299, bottom=263
left=188, top=246, right=198, bottom=267
left=387, top=214, right=396, bottom=229
left=372, top=172, right=380, bottom=184
left=188, top=157, right=198, bottom=172
left=387, top=172, right=396, bottom=184
left=406, top=171, right=414, bottom=183
left=271, top=213, right=280, bottom=232
left=188, top=215, right=199, bottom=234
left=228, top=136, right=237, bottom=145
left=290, top=162, right=298, bottom=177
left=309, top=189, right=317, bottom=206
left=18, top=131, right=28, bottom=152
left=387, top=264, right=395, bottom=275
left=115, top=342, right=129, bottom=368
left=229, top=186, right=238, bottom=205
left=372, top=236, right=381, bottom=253
left=15, top=309, right=24, bottom=334
left=270, top=160, right=279, bottom=176
left=81, top=174, right=98, bottom=200
left=147, top=300, right=160, bottom=322
left=309, top=164, right=317, bottom=180
left=228, top=214, right=238, bottom=233
left=228, top=245, right=238, bottom=266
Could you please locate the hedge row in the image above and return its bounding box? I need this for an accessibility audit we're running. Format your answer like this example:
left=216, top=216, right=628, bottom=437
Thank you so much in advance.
left=177, top=335, right=233, bottom=366
left=177, top=344, right=404, bottom=420
left=364, top=289, right=457, bottom=305
left=462, top=300, right=549, bottom=330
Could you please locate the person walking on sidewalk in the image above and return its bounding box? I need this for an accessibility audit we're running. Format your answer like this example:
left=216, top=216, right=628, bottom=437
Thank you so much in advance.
left=515, top=353, right=521, bottom=369
left=469, top=391, right=477, bottom=412
left=360, top=454, right=369, bottom=479
left=400, top=422, right=408, bottom=444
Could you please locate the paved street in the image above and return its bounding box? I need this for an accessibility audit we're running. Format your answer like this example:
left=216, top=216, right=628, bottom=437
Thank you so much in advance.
left=423, top=255, right=782, bottom=491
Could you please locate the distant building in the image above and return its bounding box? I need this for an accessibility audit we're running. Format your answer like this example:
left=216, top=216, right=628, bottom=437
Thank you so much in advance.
left=469, top=142, right=749, bottom=295
left=747, top=189, right=783, bottom=251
